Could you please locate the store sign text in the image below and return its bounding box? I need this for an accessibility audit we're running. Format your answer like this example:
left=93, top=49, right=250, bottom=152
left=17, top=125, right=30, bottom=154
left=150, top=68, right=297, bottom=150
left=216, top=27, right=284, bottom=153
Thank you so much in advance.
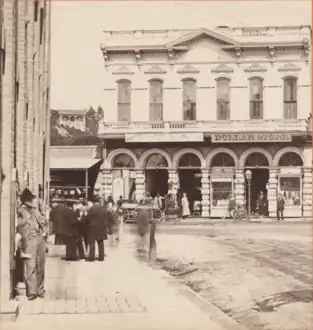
left=211, top=133, right=292, bottom=143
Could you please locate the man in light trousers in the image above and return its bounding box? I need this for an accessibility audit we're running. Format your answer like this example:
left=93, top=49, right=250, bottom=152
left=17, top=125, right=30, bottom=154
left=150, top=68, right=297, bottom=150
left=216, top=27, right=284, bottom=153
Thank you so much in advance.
left=17, top=188, right=48, bottom=300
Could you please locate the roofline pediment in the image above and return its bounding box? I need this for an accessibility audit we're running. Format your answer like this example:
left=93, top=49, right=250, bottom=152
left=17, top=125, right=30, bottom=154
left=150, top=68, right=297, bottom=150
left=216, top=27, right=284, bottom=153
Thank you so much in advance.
left=165, top=28, right=239, bottom=48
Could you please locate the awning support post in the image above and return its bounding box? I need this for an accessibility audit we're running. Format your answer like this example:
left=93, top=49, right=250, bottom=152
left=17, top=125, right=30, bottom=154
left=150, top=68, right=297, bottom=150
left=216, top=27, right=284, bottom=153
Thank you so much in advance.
left=85, top=169, right=88, bottom=200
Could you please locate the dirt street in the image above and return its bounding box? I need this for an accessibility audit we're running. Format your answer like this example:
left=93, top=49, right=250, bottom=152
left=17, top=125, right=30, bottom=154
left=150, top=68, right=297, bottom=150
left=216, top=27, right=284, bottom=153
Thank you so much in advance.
left=153, top=223, right=313, bottom=330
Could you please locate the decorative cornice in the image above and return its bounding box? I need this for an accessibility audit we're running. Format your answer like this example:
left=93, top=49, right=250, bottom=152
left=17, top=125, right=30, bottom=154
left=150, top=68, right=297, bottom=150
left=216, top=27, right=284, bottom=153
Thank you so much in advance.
left=278, top=63, right=301, bottom=72
left=112, top=66, right=135, bottom=75
left=177, top=65, right=200, bottom=74
left=144, top=64, right=167, bottom=74
left=244, top=63, right=267, bottom=73
left=211, top=64, right=234, bottom=74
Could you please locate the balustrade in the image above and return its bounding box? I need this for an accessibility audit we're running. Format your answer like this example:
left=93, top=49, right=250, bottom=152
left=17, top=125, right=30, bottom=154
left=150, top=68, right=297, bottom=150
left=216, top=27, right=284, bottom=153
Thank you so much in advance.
left=99, top=119, right=307, bottom=135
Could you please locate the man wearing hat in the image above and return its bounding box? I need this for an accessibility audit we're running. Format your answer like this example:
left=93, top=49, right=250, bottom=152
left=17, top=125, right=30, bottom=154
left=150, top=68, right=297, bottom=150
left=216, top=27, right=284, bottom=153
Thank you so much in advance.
left=17, top=188, right=48, bottom=300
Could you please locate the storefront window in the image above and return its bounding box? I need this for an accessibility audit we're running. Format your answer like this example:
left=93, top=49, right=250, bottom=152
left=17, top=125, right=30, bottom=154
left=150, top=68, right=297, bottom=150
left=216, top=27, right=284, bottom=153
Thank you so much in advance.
left=211, top=181, right=232, bottom=206
left=279, top=177, right=301, bottom=207
left=145, top=153, right=168, bottom=168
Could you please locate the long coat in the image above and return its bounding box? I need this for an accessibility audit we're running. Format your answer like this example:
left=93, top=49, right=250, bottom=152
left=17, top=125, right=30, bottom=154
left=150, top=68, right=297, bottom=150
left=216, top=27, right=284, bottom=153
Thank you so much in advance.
left=83, top=204, right=108, bottom=241
left=277, top=198, right=285, bottom=211
left=50, top=205, right=79, bottom=242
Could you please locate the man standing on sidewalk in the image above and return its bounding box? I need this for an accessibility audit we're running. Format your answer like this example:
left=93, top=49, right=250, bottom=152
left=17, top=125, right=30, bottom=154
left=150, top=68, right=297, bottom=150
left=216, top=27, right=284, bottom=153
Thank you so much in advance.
left=17, top=188, right=48, bottom=300
left=84, top=196, right=109, bottom=262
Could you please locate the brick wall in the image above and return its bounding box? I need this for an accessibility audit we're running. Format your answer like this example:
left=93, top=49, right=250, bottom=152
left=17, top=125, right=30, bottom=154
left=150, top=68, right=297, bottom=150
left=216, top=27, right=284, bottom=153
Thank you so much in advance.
left=0, top=0, right=51, bottom=303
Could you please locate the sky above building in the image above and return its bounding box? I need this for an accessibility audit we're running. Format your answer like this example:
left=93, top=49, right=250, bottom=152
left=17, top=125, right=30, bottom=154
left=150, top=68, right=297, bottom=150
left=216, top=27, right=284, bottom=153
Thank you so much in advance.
left=51, top=0, right=311, bottom=110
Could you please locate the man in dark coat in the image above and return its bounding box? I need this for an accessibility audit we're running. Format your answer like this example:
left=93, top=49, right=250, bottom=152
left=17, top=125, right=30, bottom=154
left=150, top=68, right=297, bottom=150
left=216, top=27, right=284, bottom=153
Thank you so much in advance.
left=83, top=196, right=109, bottom=262
left=277, top=193, right=285, bottom=221
left=50, top=200, right=67, bottom=245
left=63, top=202, right=80, bottom=261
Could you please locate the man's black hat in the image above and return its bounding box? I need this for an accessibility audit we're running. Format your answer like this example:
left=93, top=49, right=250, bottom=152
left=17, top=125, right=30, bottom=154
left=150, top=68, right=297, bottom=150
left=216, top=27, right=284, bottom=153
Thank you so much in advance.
left=20, top=188, right=36, bottom=204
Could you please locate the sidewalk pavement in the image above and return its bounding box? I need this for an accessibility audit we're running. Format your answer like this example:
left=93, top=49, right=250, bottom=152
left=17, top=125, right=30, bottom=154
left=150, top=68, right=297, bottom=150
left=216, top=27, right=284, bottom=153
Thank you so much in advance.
left=2, top=234, right=233, bottom=330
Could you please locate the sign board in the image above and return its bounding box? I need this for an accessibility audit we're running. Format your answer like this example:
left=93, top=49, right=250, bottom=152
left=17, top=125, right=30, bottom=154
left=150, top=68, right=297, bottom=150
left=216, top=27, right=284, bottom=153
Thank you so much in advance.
left=279, top=167, right=301, bottom=175
left=211, top=133, right=292, bottom=143
left=125, top=133, right=204, bottom=143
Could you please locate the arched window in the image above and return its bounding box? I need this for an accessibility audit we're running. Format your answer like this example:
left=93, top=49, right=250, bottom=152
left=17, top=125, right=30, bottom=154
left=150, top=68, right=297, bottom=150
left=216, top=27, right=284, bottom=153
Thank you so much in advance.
left=278, top=152, right=303, bottom=166
left=245, top=153, right=269, bottom=167
left=149, top=80, right=163, bottom=121
left=178, top=153, right=201, bottom=167
left=112, top=154, right=135, bottom=168
left=216, top=78, right=230, bottom=120
left=182, top=79, right=196, bottom=120
left=283, top=77, right=297, bottom=119
left=145, top=153, right=168, bottom=168
left=250, top=77, right=263, bottom=119
left=211, top=153, right=235, bottom=167
left=117, top=80, right=131, bottom=121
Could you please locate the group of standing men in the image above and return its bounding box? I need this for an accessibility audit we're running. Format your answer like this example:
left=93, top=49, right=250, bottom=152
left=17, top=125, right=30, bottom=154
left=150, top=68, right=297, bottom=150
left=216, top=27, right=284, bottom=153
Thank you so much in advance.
left=50, top=196, right=122, bottom=262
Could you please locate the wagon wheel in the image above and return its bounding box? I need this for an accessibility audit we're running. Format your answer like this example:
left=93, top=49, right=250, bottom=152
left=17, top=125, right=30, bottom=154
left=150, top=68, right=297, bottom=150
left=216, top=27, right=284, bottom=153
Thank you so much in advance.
left=123, top=209, right=131, bottom=223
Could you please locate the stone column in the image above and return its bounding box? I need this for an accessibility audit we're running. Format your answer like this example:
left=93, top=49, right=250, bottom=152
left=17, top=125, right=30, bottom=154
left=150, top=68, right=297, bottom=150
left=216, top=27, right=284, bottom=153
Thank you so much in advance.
left=235, top=168, right=245, bottom=206
left=102, top=169, right=112, bottom=198
left=302, top=167, right=312, bottom=217
left=268, top=168, right=278, bottom=217
left=201, top=169, right=210, bottom=217
left=135, top=169, right=145, bottom=202
left=168, top=169, right=178, bottom=195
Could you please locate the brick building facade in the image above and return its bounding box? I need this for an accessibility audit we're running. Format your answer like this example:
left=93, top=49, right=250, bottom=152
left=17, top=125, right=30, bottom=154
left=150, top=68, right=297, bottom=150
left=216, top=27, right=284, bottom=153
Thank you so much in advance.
left=0, top=0, right=51, bottom=317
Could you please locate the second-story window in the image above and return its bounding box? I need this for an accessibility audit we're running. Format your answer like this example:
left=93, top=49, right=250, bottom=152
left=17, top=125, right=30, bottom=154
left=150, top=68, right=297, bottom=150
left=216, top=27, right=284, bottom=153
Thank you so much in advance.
left=250, top=77, right=263, bottom=119
left=117, top=80, right=131, bottom=121
left=149, top=79, right=163, bottom=121
left=283, top=77, right=297, bottom=119
left=216, top=78, right=230, bottom=120
left=182, top=79, right=196, bottom=120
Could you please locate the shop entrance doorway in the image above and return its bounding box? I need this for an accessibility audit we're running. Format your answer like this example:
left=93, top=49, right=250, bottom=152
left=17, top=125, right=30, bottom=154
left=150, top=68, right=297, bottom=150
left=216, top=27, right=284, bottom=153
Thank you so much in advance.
left=177, top=153, right=202, bottom=215
left=244, top=153, right=270, bottom=216
left=144, top=153, right=169, bottom=198
left=145, top=169, right=169, bottom=197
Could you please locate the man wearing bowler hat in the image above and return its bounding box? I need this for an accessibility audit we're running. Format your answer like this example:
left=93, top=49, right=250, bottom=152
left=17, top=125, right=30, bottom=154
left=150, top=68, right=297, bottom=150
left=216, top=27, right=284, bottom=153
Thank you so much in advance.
left=17, top=188, right=48, bottom=300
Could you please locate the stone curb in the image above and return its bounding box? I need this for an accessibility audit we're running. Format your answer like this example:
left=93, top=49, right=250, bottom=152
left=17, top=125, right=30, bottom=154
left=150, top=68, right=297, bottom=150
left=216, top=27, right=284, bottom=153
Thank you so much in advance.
left=161, top=219, right=311, bottom=226
left=151, top=265, right=248, bottom=330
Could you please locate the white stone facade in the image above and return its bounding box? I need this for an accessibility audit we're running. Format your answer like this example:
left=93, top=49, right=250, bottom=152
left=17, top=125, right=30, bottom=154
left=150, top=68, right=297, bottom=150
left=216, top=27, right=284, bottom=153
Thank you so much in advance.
left=97, top=26, right=312, bottom=219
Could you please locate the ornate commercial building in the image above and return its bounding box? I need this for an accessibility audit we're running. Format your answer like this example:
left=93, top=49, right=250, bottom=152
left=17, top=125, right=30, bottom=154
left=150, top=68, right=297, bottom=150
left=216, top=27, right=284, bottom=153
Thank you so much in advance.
left=97, top=26, right=312, bottom=219
left=0, top=0, right=51, bottom=319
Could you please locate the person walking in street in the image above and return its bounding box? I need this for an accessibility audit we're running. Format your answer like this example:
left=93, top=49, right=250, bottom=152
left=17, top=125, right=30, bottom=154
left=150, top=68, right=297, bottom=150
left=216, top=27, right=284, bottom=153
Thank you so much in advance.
left=181, top=192, right=190, bottom=219
left=17, top=188, right=48, bottom=300
left=83, top=196, right=109, bottom=262
left=277, top=193, right=285, bottom=221
left=117, top=195, right=124, bottom=236
left=135, top=201, right=151, bottom=254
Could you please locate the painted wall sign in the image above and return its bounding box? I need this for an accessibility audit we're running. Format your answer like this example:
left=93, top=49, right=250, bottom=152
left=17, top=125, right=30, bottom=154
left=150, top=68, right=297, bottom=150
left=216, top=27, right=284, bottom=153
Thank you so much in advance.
left=125, top=133, right=204, bottom=143
left=211, top=133, right=292, bottom=143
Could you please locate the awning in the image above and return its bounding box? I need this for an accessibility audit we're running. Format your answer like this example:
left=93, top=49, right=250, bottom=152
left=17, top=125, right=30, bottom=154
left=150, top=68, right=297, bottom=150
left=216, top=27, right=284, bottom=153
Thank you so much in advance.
left=50, top=157, right=102, bottom=170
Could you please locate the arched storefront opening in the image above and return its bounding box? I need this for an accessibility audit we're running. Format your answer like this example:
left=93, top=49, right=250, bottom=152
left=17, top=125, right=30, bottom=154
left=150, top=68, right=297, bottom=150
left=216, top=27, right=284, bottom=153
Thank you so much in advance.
left=278, top=152, right=303, bottom=167
left=244, top=152, right=269, bottom=215
left=277, top=152, right=303, bottom=214
left=210, top=153, right=235, bottom=217
left=112, top=154, right=136, bottom=202
left=144, top=153, right=169, bottom=198
left=177, top=153, right=202, bottom=215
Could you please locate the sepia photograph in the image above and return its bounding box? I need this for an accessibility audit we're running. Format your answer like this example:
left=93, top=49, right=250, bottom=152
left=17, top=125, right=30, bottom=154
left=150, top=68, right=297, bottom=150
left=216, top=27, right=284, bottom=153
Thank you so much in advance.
left=0, top=0, right=312, bottom=329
